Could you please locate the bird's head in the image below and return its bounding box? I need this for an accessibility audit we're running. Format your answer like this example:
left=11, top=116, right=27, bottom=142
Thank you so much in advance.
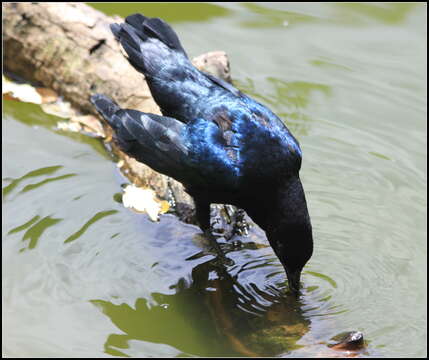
left=267, top=221, right=313, bottom=295
left=265, top=176, right=313, bottom=296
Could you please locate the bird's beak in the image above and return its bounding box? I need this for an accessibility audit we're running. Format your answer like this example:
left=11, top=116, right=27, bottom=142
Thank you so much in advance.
left=285, top=268, right=301, bottom=296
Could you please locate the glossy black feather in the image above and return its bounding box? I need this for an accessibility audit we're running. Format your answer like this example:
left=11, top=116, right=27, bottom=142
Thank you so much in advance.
left=91, top=95, right=189, bottom=180
left=93, top=14, right=314, bottom=294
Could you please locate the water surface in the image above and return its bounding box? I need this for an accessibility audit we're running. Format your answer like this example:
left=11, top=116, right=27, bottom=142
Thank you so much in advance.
left=3, top=2, right=427, bottom=357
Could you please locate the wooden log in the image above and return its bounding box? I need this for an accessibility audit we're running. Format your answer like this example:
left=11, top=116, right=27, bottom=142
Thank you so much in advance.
left=3, top=2, right=232, bottom=224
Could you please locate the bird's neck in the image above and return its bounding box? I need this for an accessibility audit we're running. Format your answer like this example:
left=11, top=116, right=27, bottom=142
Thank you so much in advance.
left=274, top=176, right=311, bottom=232
left=245, top=176, right=312, bottom=234
left=258, top=176, right=313, bottom=270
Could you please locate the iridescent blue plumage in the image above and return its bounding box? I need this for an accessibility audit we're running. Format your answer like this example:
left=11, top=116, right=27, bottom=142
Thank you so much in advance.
left=92, top=13, right=313, bottom=295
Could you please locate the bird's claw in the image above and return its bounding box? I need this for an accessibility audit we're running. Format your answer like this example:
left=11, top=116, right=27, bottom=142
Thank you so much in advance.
left=233, top=208, right=250, bottom=237
left=223, top=207, right=250, bottom=241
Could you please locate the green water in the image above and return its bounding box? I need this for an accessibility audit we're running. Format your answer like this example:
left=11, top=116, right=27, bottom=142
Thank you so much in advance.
left=3, top=2, right=427, bottom=357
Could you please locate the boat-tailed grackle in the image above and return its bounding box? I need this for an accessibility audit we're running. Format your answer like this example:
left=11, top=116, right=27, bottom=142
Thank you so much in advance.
left=91, top=14, right=313, bottom=295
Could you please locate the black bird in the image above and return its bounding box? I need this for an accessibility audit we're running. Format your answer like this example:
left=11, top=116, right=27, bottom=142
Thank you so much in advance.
left=90, top=14, right=313, bottom=294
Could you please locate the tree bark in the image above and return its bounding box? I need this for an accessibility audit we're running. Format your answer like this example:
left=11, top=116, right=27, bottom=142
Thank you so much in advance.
left=3, top=2, right=232, bottom=224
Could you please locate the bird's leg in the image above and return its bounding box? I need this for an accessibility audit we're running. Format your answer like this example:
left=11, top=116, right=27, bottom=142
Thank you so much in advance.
left=195, top=199, right=232, bottom=265
left=194, top=198, right=211, bottom=233
left=223, top=204, right=235, bottom=224
left=233, top=208, right=250, bottom=237
left=222, top=206, right=250, bottom=241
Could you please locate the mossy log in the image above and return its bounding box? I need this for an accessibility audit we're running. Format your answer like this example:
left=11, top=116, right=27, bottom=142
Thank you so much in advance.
left=3, top=2, right=232, bottom=223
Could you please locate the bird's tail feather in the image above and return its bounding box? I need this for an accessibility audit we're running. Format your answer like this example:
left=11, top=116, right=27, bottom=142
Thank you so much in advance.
left=90, top=94, right=188, bottom=180
left=110, top=13, right=188, bottom=76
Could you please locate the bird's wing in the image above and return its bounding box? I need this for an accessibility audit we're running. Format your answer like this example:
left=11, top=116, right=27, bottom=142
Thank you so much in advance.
left=187, top=72, right=303, bottom=175
left=185, top=82, right=303, bottom=184
left=91, top=93, right=242, bottom=190
left=197, top=71, right=290, bottom=137
left=91, top=94, right=198, bottom=184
